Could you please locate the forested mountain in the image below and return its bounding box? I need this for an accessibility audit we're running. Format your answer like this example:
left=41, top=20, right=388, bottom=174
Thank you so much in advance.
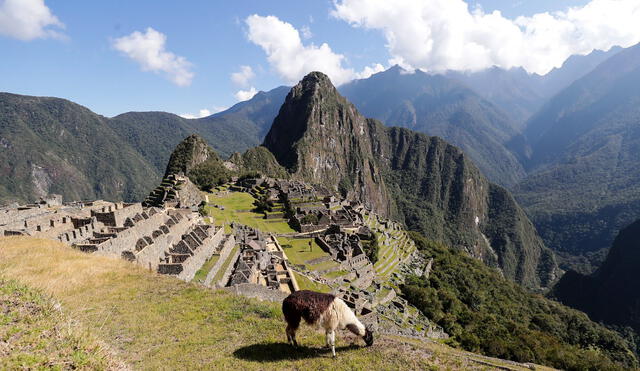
left=339, top=66, right=526, bottom=186
left=514, top=43, right=640, bottom=261
left=551, top=219, right=640, bottom=350
left=0, top=93, right=158, bottom=204
left=0, top=87, right=288, bottom=204
left=264, top=72, right=557, bottom=288
left=108, top=86, right=289, bottom=172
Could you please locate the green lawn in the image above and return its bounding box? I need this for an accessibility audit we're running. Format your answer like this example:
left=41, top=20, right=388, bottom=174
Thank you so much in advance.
left=324, top=270, right=349, bottom=279
left=292, top=272, right=331, bottom=293
left=0, top=237, right=542, bottom=370
left=279, top=238, right=328, bottom=265
left=192, top=254, right=220, bottom=283
left=212, top=245, right=240, bottom=285
left=205, top=192, right=295, bottom=234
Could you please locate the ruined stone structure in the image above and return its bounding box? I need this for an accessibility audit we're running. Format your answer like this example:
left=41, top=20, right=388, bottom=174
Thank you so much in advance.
left=316, top=231, right=375, bottom=289
left=224, top=225, right=299, bottom=295
left=144, top=174, right=204, bottom=209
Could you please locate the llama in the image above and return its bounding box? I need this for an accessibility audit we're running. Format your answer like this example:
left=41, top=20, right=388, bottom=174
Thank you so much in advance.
left=282, top=290, right=374, bottom=357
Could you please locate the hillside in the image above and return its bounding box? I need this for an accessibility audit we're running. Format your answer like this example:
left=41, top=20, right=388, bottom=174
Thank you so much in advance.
left=0, top=237, right=549, bottom=370
left=0, top=93, right=159, bottom=204
left=0, top=87, right=287, bottom=205
left=514, top=42, right=640, bottom=260
left=108, top=86, right=289, bottom=173
left=263, top=72, right=557, bottom=289
left=551, top=219, right=640, bottom=342
left=340, top=66, right=525, bottom=187
left=402, top=232, right=637, bottom=370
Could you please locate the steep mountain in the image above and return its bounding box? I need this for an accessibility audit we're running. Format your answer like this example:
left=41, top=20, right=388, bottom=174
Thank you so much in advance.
left=551, top=219, right=640, bottom=337
left=0, top=93, right=158, bottom=204
left=264, top=72, right=558, bottom=289
left=339, top=67, right=525, bottom=187
left=514, top=43, right=640, bottom=259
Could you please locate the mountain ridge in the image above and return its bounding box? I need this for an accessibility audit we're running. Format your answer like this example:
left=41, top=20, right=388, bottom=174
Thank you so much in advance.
left=263, top=71, right=557, bottom=289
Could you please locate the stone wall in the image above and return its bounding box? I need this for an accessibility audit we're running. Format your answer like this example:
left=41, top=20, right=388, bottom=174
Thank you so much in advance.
left=93, top=210, right=169, bottom=256
left=134, top=215, right=192, bottom=271
left=92, top=203, right=143, bottom=227
left=177, top=227, right=224, bottom=281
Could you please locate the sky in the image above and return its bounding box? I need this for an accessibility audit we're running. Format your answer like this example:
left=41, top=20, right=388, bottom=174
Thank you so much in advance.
left=1, top=0, right=639, bottom=118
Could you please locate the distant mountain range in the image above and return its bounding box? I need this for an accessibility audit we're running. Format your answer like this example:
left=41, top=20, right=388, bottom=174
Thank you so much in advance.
left=514, top=43, right=640, bottom=265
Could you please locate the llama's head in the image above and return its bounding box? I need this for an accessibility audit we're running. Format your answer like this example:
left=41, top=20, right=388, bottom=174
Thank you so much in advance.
left=363, top=326, right=374, bottom=346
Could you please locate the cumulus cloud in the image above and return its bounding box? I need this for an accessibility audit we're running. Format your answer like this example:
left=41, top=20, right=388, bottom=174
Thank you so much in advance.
left=234, top=87, right=258, bottom=102
left=230, top=65, right=255, bottom=87
left=331, top=0, right=640, bottom=75
left=180, top=106, right=227, bottom=119
left=112, top=27, right=194, bottom=86
left=0, top=0, right=64, bottom=41
left=245, top=14, right=383, bottom=85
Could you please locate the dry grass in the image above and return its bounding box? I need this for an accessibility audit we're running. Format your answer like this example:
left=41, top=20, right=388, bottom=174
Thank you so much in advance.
left=0, top=237, right=548, bottom=370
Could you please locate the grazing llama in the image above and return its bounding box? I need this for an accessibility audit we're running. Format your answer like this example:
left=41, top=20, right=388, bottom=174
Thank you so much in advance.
left=282, top=290, right=374, bottom=357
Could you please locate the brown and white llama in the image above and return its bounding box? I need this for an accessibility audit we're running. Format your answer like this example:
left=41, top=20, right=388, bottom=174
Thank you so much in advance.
left=282, top=290, right=374, bottom=357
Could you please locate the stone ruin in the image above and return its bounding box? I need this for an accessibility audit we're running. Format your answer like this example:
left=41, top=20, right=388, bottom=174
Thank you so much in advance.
left=316, top=228, right=376, bottom=290
left=1, top=195, right=228, bottom=283
left=225, top=225, right=298, bottom=295
left=143, top=174, right=204, bottom=209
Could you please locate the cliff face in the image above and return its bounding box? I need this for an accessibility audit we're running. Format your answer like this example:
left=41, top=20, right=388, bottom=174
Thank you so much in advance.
left=263, top=72, right=391, bottom=214
left=263, top=72, right=557, bottom=288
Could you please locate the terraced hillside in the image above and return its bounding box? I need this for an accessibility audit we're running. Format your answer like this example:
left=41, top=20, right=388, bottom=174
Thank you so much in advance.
left=0, top=237, right=547, bottom=370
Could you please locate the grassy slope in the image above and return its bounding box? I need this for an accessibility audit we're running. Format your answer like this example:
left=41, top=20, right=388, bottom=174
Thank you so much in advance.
left=0, top=237, right=548, bottom=370
left=0, top=278, right=123, bottom=370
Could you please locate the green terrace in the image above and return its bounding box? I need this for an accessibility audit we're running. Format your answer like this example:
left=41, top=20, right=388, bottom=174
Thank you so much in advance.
left=204, top=191, right=294, bottom=234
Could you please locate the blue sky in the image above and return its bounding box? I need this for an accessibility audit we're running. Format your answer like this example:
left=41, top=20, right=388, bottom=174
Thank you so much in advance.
left=3, top=0, right=638, bottom=118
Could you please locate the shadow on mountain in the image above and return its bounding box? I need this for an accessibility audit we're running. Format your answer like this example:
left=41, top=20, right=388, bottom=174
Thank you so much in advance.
left=233, top=342, right=358, bottom=362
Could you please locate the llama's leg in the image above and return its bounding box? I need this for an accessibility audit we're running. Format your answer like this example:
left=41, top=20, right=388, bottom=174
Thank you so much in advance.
left=286, top=323, right=299, bottom=347
left=328, top=329, right=336, bottom=357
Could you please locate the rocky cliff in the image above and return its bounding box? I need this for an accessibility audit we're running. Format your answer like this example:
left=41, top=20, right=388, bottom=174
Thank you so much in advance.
left=263, top=72, right=557, bottom=289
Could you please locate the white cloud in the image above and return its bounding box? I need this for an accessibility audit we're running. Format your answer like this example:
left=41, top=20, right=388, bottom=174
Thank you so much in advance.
left=354, top=63, right=385, bottom=79
left=331, top=0, right=640, bottom=75
left=112, top=27, right=194, bottom=86
left=180, top=106, right=227, bottom=119
left=0, top=0, right=64, bottom=41
left=234, top=87, right=258, bottom=102
left=230, top=65, right=255, bottom=87
left=301, top=25, right=313, bottom=39
left=245, top=14, right=383, bottom=85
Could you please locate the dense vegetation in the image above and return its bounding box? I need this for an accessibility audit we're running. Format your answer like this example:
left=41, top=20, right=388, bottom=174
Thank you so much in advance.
left=402, top=231, right=637, bottom=370
left=551, top=219, right=640, bottom=351
left=0, top=93, right=159, bottom=204
left=514, top=43, right=640, bottom=268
